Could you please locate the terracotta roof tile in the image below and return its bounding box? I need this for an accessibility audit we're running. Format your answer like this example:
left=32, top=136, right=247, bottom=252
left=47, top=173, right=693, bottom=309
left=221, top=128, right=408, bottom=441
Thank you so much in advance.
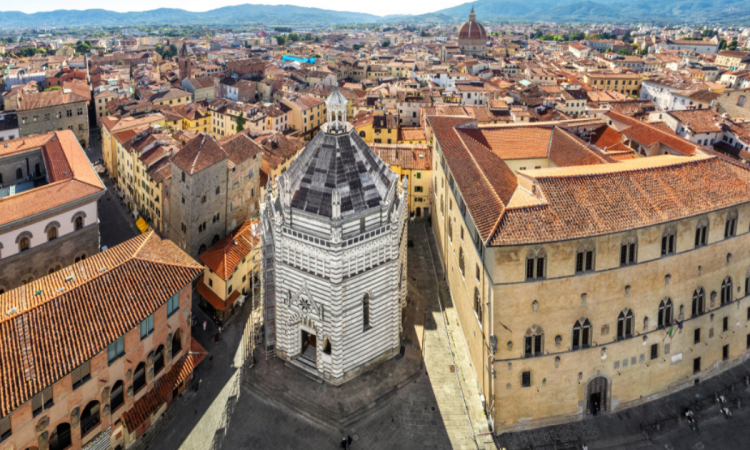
left=199, top=220, right=257, bottom=280
left=0, top=232, right=202, bottom=418
left=171, top=134, right=227, bottom=175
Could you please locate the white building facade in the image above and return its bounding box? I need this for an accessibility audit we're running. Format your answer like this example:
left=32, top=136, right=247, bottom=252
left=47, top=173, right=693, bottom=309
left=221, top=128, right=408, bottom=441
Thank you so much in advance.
left=262, top=89, right=409, bottom=385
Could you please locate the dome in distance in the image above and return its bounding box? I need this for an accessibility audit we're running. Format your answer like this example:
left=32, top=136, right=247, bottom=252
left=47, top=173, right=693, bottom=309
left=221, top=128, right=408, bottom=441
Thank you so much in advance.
left=458, top=7, right=487, bottom=41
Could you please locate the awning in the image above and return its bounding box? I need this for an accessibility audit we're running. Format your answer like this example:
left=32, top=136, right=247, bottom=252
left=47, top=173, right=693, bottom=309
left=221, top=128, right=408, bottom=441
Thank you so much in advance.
left=135, top=217, right=149, bottom=233
left=122, top=339, right=207, bottom=432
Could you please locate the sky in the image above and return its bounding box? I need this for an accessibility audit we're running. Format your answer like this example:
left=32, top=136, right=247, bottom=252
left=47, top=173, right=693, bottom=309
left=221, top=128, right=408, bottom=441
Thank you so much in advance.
left=5, top=0, right=470, bottom=16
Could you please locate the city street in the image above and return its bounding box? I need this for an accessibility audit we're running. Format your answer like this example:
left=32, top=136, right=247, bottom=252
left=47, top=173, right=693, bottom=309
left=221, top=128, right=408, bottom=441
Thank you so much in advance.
left=127, top=222, right=495, bottom=450
left=86, top=128, right=139, bottom=248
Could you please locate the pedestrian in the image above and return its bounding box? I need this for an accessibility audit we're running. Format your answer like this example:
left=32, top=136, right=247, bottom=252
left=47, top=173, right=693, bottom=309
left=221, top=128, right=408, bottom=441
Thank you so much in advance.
left=203, top=320, right=207, bottom=331
left=219, top=326, right=222, bottom=334
left=347, top=436, right=352, bottom=446
left=340, top=437, right=347, bottom=449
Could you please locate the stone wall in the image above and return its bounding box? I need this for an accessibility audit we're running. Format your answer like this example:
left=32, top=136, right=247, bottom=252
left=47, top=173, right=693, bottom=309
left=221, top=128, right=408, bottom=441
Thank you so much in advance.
left=0, top=223, right=100, bottom=292
left=18, top=101, right=90, bottom=148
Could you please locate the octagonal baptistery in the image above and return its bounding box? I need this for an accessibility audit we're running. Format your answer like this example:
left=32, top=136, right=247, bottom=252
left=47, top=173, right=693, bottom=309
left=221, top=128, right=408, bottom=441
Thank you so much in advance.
left=458, top=7, right=487, bottom=57
left=262, top=88, right=409, bottom=385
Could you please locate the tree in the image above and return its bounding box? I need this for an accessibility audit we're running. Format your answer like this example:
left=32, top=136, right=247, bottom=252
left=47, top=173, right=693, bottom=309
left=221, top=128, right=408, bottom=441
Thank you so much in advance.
left=288, top=33, right=301, bottom=42
left=719, top=39, right=727, bottom=50
left=236, top=115, right=246, bottom=133
left=353, top=44, right=363, bottom=51
left=304, top=33, right=313, bottom=41
left=381, top=39, right=391, bottom=47
left=44, top=86, right=61, bottom=91
left=622, top=31, right=632, bottom=43
left=616, top=48, right=633, bottom=56
left=75, top=41, right=91, bottom=55
left=276, top=35, right=286, bottom=46
left=569, top=32, right=585, bottom=41
left=728, top=40, right=739, bottom=51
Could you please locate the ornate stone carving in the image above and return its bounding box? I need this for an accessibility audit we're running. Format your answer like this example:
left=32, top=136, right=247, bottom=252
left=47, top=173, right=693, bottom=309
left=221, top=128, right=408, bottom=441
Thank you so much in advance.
left=102, top=403, right=110, bottom=418
left=101, top=386, right=110, bottom=404
left=35, top=415, right=49, bottom=432
left=507, top=341, right=513, bottom=351
left=127, top=386, right=134, bottom=399
left=126, top=368, right=132, bottom=380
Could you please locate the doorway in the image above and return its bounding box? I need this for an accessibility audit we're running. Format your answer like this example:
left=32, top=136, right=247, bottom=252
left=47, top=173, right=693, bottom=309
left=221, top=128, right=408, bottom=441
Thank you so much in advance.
left=586, top=377, right=607, bottom=416
left=301, top=330, right=317, bottom=362
left=416, top=207, right=421, bottom=217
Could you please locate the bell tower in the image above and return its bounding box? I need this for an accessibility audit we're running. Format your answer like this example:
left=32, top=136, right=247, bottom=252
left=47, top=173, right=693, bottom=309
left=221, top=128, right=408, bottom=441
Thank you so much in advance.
left=178, top=43, right=192, bottom=81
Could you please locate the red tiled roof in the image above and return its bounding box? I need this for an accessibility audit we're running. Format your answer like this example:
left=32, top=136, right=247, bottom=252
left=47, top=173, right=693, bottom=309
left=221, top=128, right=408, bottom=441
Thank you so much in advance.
left=491, top=156, right=750, bottom=246
left=0, top=232, right=203, bottom=418
left=0, top=131, right=105, bottom=227
left=199, top=220, right=257, bottom=280
left=605, top=110, right=698, bottom=156
left=171, top=133, right=227, bottom=174
left=122, top=339, right=207, bottom=432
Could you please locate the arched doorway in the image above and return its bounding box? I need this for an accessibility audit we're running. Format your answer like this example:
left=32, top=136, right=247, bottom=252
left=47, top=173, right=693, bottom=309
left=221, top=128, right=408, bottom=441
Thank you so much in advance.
left=586, top=377, right=608, bottom=416
left=172, top=328, right=183, bottom=357
left=80, top=401, right=101, bottom=436
left=49, top=422, right=71, bottom=450
left=416, top=207, right=421, bottom=217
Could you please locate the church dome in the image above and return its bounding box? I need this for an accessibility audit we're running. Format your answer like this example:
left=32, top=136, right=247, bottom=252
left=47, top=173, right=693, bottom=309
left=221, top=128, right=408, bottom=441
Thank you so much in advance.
left=458, top=7, right=487, bottom=41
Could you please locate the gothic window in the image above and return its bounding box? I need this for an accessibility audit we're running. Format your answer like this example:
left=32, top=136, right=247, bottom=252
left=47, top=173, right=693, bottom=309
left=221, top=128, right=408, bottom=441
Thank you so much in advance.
left=47, top=226, right=57, bottom=241
left=524, top=325, right=544, bottom=357
left=458, top=248, right=465, bottom=277
left=525, top=249, right=546, bottom=280
left=620, top=236, right=637, bottom=266
left=74, top=216, right=84, bottom=230
left=572, top=318, right=591, bottom=350
left=692, top=287, right=706, bottom=317
left=725, top=209, right=738, bottom=239
left=695, top=217, right=709, bottom=247
left=661, top=227, right=676, bottom=256
left=658, top=298, right=673, bottom=328
left=363, top=293, right=371, bottom=330
left=473, top=288, right=483, bottom=325
left=575, top=242, right=595, bottom=273
left=721, top=277, right=733, bottom=305
left=617, top=308, right=634, bottom=340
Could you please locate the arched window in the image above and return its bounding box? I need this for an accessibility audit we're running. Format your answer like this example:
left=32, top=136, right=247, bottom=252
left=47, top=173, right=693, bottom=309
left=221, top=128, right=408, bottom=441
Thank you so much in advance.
left=692, top=288, right=705, bottom=317
left=572, top=318, right=591, bottom=350
left=212, top=235, right=220, bottom=245
left=49, top=422, right=72, bottom=450
left=47, top=226, right=57, bottom=241
left=725, top=209, right=738, bottom=239
left=695, top=217, right=709, bottom=248
left=525, top=248, right=546, bottom=280
left=359, top=131, right=366, bottom=137
left=658, top=298, right=673, bottom=328
left=473, top=287, right=483, bottom=325
left=133, top=362, right=147, bottom=394
left=16, top=168, right=23, bottom=179
left=74, top=216, right=84, bottom=230
left=153, top=345, right=165, bottom=375
left=458, top=247, right=465, bottom=277
left=19, top=236, right=30, bottom=252
left=524, top=325, right=544, bottom=357
left=721, top=277, right=733, bottom=305
left=617, top=308, right=634, bottom=340
left=363, top=293, right=371, bottom=330
left=198, top=244, right=207, bottom=255
left=110, top=380, right=124, bottom=412
left=575, top=242, right=595, bottom=273
left=171, top=329, right=183, bottom=357
left=661, top=227, right=676, bottom=256
left=80, top=401, right=100, bottom=436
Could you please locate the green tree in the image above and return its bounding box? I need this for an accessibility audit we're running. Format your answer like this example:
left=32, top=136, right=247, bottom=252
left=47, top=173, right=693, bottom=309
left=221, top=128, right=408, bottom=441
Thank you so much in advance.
left=622, top=31, right=632, bottom=42
left=276, top=35, right=287, bottom=46
left=44, top=86, right=62, bottom=91
left=381, top=39, right=391, bottom=47
left=719, top=39, right=728, bottom=50
left=75, top=42, right=90, bottom=54
left=288, top=33, right=301, bottom=42
left=304, top=33, right=313, bottom=41
left=729, top=39, right=739, bottom=51
left=353, top=44, right=363, bottom=51
left=569, top=32, right=585, bottom=41
left=616, top=48, right=633, bottom=56
left=20, top=47, right=38, bottom=57
left=236, top=115, right=246, bottom=133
